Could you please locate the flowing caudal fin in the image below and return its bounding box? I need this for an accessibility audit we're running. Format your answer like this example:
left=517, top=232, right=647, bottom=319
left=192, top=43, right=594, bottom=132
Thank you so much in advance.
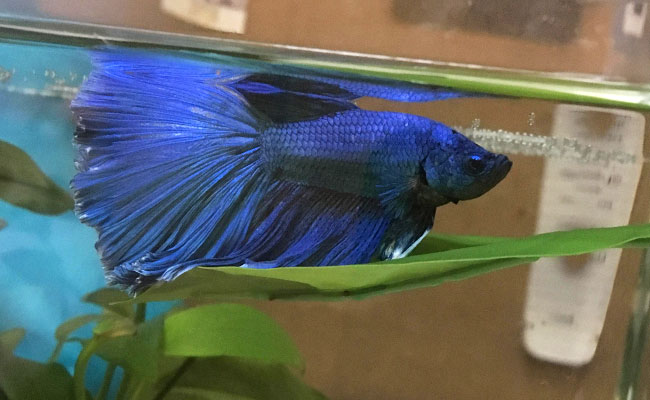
left=72, top=49, right=272, bottom=289
left=72, top=49, right=400, bottom=292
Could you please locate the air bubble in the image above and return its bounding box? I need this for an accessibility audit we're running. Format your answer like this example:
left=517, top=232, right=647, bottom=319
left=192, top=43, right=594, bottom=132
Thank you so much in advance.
left=0, top=67, right=12, bottom=83
left=527, top=112, right=536, bottom=126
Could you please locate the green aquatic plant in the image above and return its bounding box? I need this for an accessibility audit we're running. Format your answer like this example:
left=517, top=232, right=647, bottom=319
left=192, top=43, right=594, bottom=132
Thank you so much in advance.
left=0, top=140, right=73, bottom=215
left=0, top=133, right=323, bottom=398
left=0, top=328, right=78, bottom=399
left=2, top=223, right=649, bottom=400
left=2, top=294, right=325, bottom=400
left=1, top=18, right=649, bottom=399
left=134, top=224, right=650, bottom=302
left=0, top=40, right=647, bottom=398
left=3, top=123, right=643, bottom=400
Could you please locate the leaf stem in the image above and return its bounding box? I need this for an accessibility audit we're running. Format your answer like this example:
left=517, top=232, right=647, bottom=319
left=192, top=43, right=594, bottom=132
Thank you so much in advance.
left=115, top=373, right=131, bottom=400
left=73, top=339, right=100, bottom=400
left=128, top=379, right=151, bottom=400
left=152, top=358, right=195, bottom=400
left=113, top=303, right=148, bottom=399
left=48, top=343, right=64, bottom=364
left=135, top=303, right=147, bottom=324
left=96, top=363, right=116, bottom=400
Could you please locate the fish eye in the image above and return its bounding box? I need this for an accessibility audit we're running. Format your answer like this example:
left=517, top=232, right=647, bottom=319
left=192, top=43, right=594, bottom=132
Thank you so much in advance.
left=464, top=155, right=487, bottom=176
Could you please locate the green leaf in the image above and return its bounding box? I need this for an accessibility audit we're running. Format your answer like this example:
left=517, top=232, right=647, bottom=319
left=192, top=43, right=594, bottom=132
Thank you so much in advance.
left=49, top=315, right=100, bottom=362
left=92, top=315, right=136, bottom=338
left=133, top=224, right=650, bottom=303
left=132, top=268, right=317, bottom=302
left=0, top=348, right=77, bottom=400
left=0, top=218, right=6, bottom=231
left=94, top=316, right=183, bottom=381
left=0, top=140, right=73, bottom=215
left=55, top=315, right=100, bottom=343
left=50, top=312, right=137, bottom=364
left=164, top=304, right=303, bottom=369
left=83, top=288, right=134, bottom=318
left=408, top=232, right=507, bottom=254
left=0, top=328, right=25, bottom=352
left=160, top=357, right=326, bottom=400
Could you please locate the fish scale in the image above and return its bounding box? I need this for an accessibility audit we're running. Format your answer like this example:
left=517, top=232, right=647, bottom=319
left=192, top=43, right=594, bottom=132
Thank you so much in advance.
left=262, top=110, right=432, bottom=197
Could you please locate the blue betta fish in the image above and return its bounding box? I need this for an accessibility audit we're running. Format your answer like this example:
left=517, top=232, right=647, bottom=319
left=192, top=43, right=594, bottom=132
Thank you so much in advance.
left=71, top=49, right=511, bottom=291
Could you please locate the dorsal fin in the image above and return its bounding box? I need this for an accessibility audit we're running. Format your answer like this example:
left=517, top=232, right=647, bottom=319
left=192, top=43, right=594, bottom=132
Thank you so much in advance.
left=234, top=73, right=358, bottom=123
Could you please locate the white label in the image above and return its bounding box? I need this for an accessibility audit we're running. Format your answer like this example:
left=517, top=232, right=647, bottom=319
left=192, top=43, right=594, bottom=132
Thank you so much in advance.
left=623, top=1, right=647, bottom=38
left=160, top=0, right=248, bottom=34
left=523, top=105, right=645, bottom=366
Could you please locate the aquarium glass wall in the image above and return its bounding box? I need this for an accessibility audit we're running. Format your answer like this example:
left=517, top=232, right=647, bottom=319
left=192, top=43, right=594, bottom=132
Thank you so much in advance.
left=0, top=1, right=649, bottom=400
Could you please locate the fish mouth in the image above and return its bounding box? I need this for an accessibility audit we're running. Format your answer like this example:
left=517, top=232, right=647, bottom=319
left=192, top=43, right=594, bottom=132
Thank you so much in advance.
left=451, top=155, right=512, bottom=203
left=493, top=155, right=512, bottom=184
left=432, top=155, right=512, bottom=205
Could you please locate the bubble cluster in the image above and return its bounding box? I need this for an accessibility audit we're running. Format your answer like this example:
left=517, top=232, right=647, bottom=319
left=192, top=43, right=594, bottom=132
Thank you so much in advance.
left=460, top=126, right=638, bottom=166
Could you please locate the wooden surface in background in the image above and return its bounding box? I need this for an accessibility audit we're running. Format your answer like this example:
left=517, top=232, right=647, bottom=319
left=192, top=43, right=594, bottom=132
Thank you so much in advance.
left=37, top=0, right=615, bottom=74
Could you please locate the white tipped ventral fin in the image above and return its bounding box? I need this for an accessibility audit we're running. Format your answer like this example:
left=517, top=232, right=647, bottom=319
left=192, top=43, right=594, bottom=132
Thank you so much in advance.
left=390, top=229, right=430, bottom=260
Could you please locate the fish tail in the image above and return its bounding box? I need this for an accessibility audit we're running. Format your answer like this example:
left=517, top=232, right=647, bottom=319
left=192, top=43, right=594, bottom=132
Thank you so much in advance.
left=71, top=49, right=269, bottom=290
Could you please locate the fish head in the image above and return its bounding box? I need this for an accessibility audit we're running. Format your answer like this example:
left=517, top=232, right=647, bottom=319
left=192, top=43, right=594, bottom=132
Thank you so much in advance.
left=423, top=128, right=512, bottom=204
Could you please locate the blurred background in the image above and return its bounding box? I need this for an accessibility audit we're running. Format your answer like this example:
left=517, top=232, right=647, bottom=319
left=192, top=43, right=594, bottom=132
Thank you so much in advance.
left=2, top=0, right=650, bottom=80
left=1, top=1, right=650, bottom=399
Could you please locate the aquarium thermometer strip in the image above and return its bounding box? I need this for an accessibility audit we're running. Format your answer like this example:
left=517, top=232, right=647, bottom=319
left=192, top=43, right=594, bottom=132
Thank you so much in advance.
left=522, top=104, right=645, bottom=367
left=459, top=126, right=639, bottom=165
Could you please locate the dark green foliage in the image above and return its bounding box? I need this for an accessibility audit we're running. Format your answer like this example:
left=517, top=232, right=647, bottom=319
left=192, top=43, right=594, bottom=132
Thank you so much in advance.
left=0, top=329, right=79, bottom=400
left=0, top=140, right=73, bottom=215
left=23, top=293, right=326, bottom=400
